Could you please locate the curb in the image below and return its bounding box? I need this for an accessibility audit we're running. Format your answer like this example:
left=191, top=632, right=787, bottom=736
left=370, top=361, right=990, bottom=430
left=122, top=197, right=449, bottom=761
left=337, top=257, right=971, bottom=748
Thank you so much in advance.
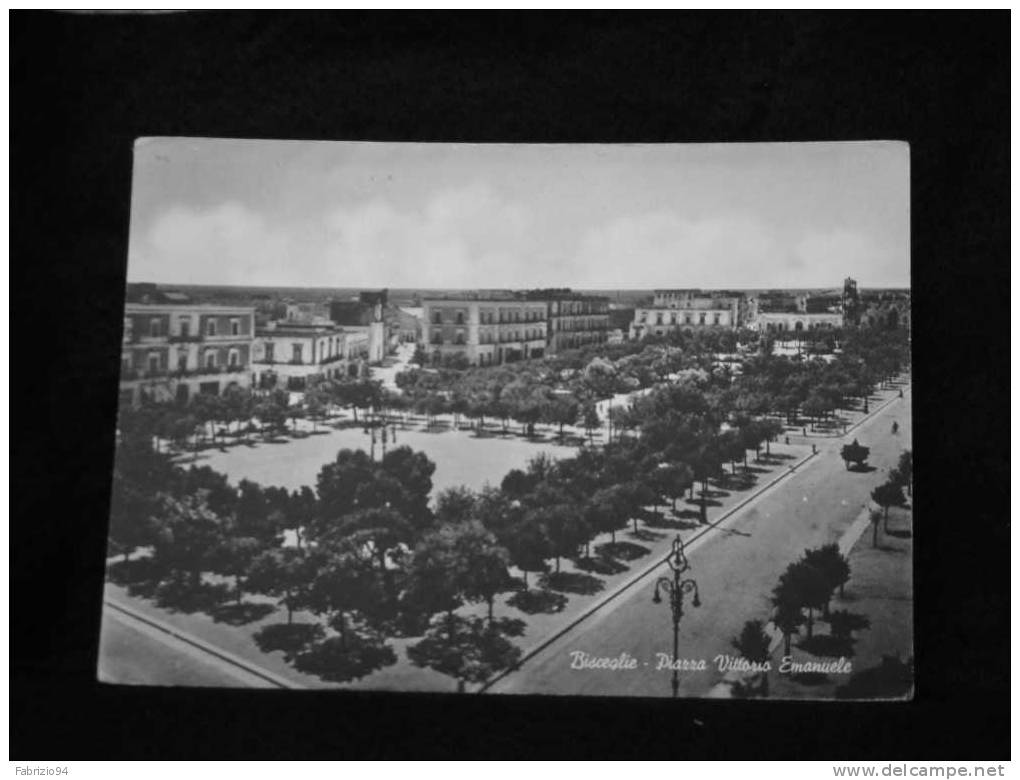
left=841, top=381, right=910, bottom=440
left=104, top=598, right=301, bottom=689
left=478, top=447, right=820, bottom=693
left=763, top=503, right=875, bottom=656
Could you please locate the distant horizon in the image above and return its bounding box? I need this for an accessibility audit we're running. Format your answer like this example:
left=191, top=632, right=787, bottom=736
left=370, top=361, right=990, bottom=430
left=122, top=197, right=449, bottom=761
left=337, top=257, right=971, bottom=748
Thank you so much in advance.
left=131, top=281, right=910, bottom=295
left=128, top=140, right=910, bottom=291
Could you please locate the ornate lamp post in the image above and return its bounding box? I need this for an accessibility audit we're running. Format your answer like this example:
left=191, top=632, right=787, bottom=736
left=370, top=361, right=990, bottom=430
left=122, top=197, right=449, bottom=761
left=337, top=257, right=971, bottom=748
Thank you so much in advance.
left=652, top=534, right=701, bottom=698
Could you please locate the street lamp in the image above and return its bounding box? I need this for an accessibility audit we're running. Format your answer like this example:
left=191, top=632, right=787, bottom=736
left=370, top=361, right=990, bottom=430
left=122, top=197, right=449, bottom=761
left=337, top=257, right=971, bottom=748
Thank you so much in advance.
left=652, top=534, right=701, bottom=698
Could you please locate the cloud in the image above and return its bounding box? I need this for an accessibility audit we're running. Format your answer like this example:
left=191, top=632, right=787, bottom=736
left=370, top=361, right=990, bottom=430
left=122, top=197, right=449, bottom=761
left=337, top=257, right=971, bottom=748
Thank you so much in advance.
left=793, top=229, right=905, bottom=287
left=322, top=183, right=538, bottom=287
left=129, top=189, right=905, bottom=291
left=568, top=213, right=789, bottom=289
left=131, top=202, right=297, bottom=286
left=129, top=185, right=540, bottom=288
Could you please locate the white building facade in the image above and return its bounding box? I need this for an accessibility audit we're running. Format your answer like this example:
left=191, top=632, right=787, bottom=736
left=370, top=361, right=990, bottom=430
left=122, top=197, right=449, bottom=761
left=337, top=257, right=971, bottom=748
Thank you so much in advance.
left=119, top=303, right=256, bottom=406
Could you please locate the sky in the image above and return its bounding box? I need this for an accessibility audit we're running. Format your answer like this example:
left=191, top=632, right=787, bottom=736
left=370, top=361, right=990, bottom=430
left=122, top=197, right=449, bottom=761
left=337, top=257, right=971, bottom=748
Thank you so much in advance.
left=127, top=139, right=910, bottom=290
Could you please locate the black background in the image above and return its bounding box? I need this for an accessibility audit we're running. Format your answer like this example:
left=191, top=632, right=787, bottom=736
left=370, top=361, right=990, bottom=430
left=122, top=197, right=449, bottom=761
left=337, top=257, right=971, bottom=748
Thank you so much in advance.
left=11, top=11, right=1009, bottom=760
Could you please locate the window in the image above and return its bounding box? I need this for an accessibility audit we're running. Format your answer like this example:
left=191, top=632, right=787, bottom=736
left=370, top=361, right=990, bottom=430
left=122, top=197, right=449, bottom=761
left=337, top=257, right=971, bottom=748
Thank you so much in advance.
left=433, top=312, right=442, bottom=324
left=656, top=312, right=664, bottom=325
left=685, top=314, right=692, bottom=324
left=147, top=352, right=161, bottom=372
left=177, top=354, right=188, bottom=372
left=699, top=313, right=706, bottom=325
left=264, top=342, right=275, bottom=363
left=179, top=319, right=191, bottom=338
left=292, top=344, right=303, bottom=363
left=431, top=331, right=443, bottom=345
left=228, top=349, right=240, bottom=368
left=713, top=313, right=721, bottom=325
left=206, top=319, right=217, bottom=337
left=205, top=351, right=218, bottom=369
left=150, top=319, right=161, bottom=338
left=639, top=312, right=647, bottom=323
left=670, top=312, right=677, bottom=325
left=455, top=331, right=465, bottom=345
left=456, top=312, right=464, bottom=325
left=231, top=318, right=241, bottom=336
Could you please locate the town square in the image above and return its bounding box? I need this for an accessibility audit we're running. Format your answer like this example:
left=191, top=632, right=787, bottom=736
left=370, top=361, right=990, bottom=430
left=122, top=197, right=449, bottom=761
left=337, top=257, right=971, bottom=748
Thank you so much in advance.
left=99, top=140, right=913, bottom=699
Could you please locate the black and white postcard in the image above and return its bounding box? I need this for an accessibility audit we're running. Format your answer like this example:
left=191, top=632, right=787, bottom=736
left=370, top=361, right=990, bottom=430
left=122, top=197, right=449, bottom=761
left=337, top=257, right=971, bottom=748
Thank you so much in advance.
left=99, top=139, right=913, bottom=700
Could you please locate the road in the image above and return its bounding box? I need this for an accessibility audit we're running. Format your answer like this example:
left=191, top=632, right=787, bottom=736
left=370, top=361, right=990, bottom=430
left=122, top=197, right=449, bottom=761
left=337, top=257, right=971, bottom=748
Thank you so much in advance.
left=487, top=387, right=912, bottom=697
left=98, top=605, right=281, bottom=688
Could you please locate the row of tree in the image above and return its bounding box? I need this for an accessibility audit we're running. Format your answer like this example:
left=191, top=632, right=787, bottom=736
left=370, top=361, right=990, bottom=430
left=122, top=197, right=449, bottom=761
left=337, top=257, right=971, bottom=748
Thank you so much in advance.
left=868, top=450, right=913, bottom=546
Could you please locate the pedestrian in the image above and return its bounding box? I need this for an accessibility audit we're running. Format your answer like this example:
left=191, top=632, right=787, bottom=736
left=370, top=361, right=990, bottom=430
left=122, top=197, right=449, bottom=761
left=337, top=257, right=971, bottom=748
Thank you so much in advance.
left=785, top=435, right=790, bottom=445
left=812, top=444, right=817, bottom=454
left=899, top=389, right=903, bottom=399
left=802, top=427, right=806, bottom=437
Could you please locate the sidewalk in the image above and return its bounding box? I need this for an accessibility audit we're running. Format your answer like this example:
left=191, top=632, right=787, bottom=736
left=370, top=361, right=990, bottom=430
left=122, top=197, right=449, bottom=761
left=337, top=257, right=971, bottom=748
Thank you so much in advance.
left=767, top=500, right=913, bottom=700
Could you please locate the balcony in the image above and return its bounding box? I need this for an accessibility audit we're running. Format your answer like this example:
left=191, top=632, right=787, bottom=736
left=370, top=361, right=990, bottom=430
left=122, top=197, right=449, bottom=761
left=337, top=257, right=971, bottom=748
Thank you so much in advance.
left=168, top=334, right=203, bottom=343
left=120, top=364, right=248, bottom=381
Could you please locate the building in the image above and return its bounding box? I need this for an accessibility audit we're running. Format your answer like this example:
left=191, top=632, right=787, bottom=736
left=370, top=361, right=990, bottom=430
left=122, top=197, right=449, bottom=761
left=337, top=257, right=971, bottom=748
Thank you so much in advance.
left=750, top=311, right=843, bottom=332
left=330, top=292, right=388, bottom=363
left=523, top=289, right=611, bottom=354
left=393, top=306, right=423, bottom=343
left=251, top=321, right=368, bottom=391
left=119, top=295, right=255, bottom=407
left=746, top=289, right=844, bottom=332
left=629, top=290, right=746, bottom=339
left=284, top=301, right=331, bottom=324
left=421, top=292, right=548, bottom=367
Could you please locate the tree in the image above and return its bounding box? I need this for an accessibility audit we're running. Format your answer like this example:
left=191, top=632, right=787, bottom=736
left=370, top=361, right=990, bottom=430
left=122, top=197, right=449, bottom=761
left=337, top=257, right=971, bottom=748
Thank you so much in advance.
left=585, top=484, right=631, bottom=546
left=718, top=429, right=745, bottom=474
left=871, top=481, right=907, bottom=532
left=869, top=509, right=883, bottom=548
left=731, top=619, right=772, bottom=697
left=500, top=468, right=535, bottom=498
left=379, top=446, right=437, bottom=532
left=545, top=396, right=580, bottom=439
left=827, top=610, right=871, bottom=642
left=315, top=446, right=432, bottom=537
left=246, top=547, right=314, bottom=624
left=211, top=534, right=265, bottom=604
left=770, top=597, right=805, bottom=657
left=235, top=479, right=284, bottom=545
left=502, top=514, right=551, bottom=588
left=435, top=486, right=478, bottom=527
left=801, top=392, right=831, bottom=429
left=802, top=544, right=851, bottom=615
left=150, top=492, right=226, bottom=589
left=652, top=462, right=694, bottom=512
left=890, top=450, right=913, bottom=497
left=407, top=613, right=522, bottom=692
left=622, top=479, right=657, bottom=532
left=775, top=560, right=829, bottom=640
left=760, top=419, right=784, bottom=456
left=108, top=433, right=177, bottom=559
left=304, top=541, right=389, bottom=650
left=452, top=520, right=514, bottom=624
left=582, top=404, right=601, bottom=443
left=285, top=486, right=317, bottom=549
left=304, top=387, right=327, bottom=432
left=536, top=505, right=589, bottom=572
left=254, top=395, right=288, bottom=438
